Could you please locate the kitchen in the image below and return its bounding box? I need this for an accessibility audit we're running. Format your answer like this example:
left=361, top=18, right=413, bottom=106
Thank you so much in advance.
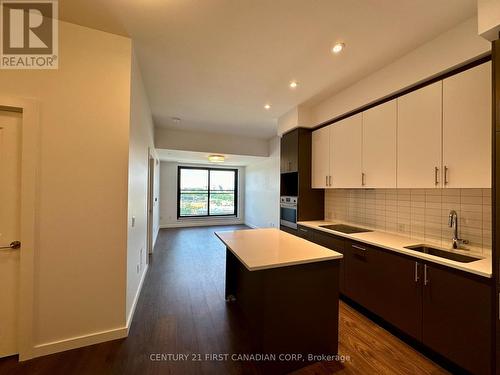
left=277, top=58, right=496, bottom=375
left=0, top=1, right=499, bottom=375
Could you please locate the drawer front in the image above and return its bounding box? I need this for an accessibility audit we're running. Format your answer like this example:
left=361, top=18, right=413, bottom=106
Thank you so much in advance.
left=297, top=225, right=314, bottom=241
left=312, top=230, right=345, bottom=294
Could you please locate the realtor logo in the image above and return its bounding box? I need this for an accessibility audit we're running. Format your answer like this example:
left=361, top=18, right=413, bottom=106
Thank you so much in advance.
left=0, top=0, right=58, bottom=69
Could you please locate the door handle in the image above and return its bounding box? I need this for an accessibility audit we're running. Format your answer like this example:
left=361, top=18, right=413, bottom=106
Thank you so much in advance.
left=362, top=172, right=366, bottom=186
left=444, top=166, right=449, bottom=185
left=414, top=262, right=420, bottom=283
left=352, top=244, right=367, bottom=252
left=329, top=175, right=332, bottom=187
left=434, top=167, right=439, bottom=186
left=424, top=264, right=429, bottom=286
left=325, top=176, right=328, bottom=187
left=0, top=241, right=21, bottom=250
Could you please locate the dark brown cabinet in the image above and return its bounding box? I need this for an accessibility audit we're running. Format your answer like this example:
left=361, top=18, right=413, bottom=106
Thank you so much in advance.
left=290, top=227, right=493, bottom=374
left=311, top=230, right=345, bottom=294
left=280, top=130, right=299, bottom=173
left=344, top=241, right=422, bottom=341
left=422, top=264, right=492, bottom=375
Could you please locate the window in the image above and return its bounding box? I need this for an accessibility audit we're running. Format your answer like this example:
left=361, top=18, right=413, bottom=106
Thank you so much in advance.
left=178, top=167, right=238, bottom=218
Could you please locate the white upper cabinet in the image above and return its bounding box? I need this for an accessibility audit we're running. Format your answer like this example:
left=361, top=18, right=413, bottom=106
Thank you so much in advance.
left=442, top=62, right=492, bottom=188
left=362, top=100, right=397, bottom=188
left=331, top=114, right=363, bottom=188
left=311, top=125, right=331, bottom=188
left=398, top=81, right=443, bottom=188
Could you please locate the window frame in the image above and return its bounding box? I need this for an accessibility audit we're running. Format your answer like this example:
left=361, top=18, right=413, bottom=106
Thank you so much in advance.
left=177, top=166, right=238, bottom=219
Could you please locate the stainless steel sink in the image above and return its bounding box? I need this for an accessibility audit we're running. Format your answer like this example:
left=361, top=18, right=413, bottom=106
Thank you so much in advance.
left=320, top=224, right=373, bottom=234
left=404, top=244, right=481, bottom=263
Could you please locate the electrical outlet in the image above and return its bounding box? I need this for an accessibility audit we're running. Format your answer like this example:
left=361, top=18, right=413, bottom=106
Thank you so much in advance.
left=398, top=223, right=406, bottom=232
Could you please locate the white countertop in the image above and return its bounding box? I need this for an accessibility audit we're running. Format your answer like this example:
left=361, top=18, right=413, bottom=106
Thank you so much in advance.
left=298, top=221, right=492, bottom=278
left=215, top=228, right=343, bottom=271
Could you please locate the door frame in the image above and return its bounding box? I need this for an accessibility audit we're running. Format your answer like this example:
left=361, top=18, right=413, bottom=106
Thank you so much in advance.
left=0, top=95, right=40, bottom=361
left=146, top=148, right=155, bottom=257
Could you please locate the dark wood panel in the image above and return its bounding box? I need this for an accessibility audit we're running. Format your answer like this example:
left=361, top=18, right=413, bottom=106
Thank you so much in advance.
left=226, top=247, right=340, bottom=374
left=280, top=225, right=298, bottom=236
left=344, top=241, right=380, bottom=311
left=280, top=129, right=298, bottom=173
left=422, top=264, right=492, bottom=375
left=297, top=225, right=314, bottom=241
left=344, top=241, right=422, bottom=341
left=312, top=230, right=346, bottom=294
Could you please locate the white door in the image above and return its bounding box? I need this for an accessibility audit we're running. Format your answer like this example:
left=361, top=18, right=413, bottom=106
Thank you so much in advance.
left=398, top=82, right=443, bottom=188
left=443, top=62, right=492, bottom=188
left=0, top=110, right=22, bottom=357
left=331, top=114, right=363, bottom=188
left=311, top=126, right=331, bottom=188
left=362, top=100, right=397, bottom=188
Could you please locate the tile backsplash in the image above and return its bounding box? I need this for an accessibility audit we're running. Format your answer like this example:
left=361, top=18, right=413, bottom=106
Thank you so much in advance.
left=325, top=188, right=491, bottom=256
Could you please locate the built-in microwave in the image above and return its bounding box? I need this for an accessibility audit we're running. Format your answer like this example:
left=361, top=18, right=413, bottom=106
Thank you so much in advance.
left=280, top=196, right=298, bottom=229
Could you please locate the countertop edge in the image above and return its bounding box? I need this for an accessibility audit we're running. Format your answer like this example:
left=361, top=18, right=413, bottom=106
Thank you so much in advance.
left=215, top=230, right=343, bottom=272
left=298, top=221, right=492, bottom=279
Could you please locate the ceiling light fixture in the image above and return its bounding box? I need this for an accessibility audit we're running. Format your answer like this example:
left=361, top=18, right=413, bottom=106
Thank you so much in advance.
left=264, top=104, right=271, bottom=110
left=208, top=154, right=225, bottom=163
left=289, top=81, right=298, bottom=89
left=331, top=42, right=345, bottom=54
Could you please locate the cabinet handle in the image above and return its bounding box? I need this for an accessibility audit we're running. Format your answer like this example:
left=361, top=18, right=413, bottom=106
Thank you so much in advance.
left=325, top=176, right=328, bottom=186
left=329, top=175, right=332, bottom=187
left=352, top=244, right=367, bottom=252
left=434, top=167, right=439, bottom=186
left=414, top=262, right=420, bottom=283
left=361, top=172, right=366, bottom=186
left=424, top=265, right=429, bottom=286
left=444, top=166, right=448, bottom=185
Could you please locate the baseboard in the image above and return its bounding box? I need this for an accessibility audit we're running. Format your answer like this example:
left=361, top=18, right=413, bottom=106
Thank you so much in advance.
left=32, top=326, right=128, bottom=358
left=126, top=263, right=149, bottom=331
left=160, top=220, right=244, bottom=228
left=29, top=264, right=149, bottom=360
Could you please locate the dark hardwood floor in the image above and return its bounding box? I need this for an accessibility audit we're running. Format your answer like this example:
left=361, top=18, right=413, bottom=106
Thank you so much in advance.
left=0, top=226, right=448, bottom=375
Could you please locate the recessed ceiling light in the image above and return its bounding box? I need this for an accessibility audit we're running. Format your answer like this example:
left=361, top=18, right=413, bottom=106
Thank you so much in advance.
left=264, top=104, right=271, bottom=110
left=208, top=154, right=225, bottom=163
left=332, top=42, right=345, bottom=54
left=289, top=81, right=298, bottom=89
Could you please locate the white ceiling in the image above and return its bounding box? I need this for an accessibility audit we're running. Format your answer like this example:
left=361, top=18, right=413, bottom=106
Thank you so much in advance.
left=157, top=149, right=267, bottom=166
left=60, top=0, right=477, bottom=139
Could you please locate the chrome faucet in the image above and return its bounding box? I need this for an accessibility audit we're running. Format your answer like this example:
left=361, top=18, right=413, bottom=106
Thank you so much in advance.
left=448, top=210, right=469, bottom=249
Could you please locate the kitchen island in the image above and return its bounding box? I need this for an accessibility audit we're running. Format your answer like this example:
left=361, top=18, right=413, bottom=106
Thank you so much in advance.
left=215, top=228, right=343, bottom=372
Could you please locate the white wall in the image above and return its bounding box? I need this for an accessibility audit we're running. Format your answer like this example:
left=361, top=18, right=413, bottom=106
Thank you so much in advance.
left=277, top=18, right=491, bottom=133
left=155, top=127, right=269, bottom=157
left=244, top=137, right=280, bottom=228
left=126, top=49, right=159, bottom=324
left=0, top=22, right=132, bottom=356
left=159, top=162, right=245, bottom=227
left=478, top=0, right=500, bottom=41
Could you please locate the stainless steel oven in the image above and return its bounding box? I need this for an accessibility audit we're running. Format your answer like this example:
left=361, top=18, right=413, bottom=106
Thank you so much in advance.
left=280, top=196, right=298, bottom=229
